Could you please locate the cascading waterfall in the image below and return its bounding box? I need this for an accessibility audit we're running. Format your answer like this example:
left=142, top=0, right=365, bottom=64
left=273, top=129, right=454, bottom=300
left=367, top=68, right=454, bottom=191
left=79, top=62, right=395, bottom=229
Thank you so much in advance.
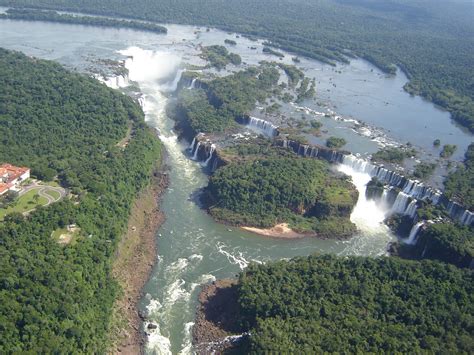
left=203, top=144, right=216, bottom=166
left=406, top=221, right=424, bottom=245
left=189, top=78, right=197, bottom=89
left=460, top=210, right=474, bottom=225
left=405, top=199, right=418, bottom=218
left=390, top=192, right=411, bottom=215
left=247, top=116, right=278, bottom=137
left=189, top=137, right=196, bottom=151
left=336, top=164, right=388, bottom=233
left=192, top=142, right=201, bottom=160
left=341, top=154, right=472, bottom=226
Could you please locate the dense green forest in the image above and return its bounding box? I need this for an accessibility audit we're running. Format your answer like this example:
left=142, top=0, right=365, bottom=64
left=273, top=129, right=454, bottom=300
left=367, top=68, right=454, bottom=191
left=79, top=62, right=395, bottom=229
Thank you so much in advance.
left=394, top=223, right=473, bottom=268
left=200, top=45, right=241, bottom=70
left=444, top=143, right=474, bottom=210
left=0, top=49, right=161, bottom=352
left=372, top=147, right=416, bottom=164
left=205, top=156, right=357, bottom=238
left=0, top=8, right=167, bottom=33
left=176, top=65, right=280, bottom=135
left=2, top=0, right=473, bottom=132
left=236, top=255, right=473, bottom=353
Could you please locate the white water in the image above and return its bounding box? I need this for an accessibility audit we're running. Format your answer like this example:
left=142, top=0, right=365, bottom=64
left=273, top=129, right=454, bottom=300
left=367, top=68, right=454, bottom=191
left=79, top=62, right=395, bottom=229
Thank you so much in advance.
left=203, top=144, right=216, bottom=166
left=247, top=116, right=278, bottom=137
left=119, top=45, right=187, bottom=354
left=406, top=221, right=424, bottom=245
left=337, top=164, right=388, bottom=232
left=191, top=142, right=201, bottom=160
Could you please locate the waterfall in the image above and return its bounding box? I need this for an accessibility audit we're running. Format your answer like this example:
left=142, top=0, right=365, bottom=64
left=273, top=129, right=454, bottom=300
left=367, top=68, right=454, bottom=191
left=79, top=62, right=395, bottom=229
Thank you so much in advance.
left=189, top=78, right=197, bottom=89
left=247, top=117, right=278, bottom=137
left=336, top=164, right=388, bottom=232
left=192, top=142, right=201, bottom=160
left=405, top=199, right=418, bottom=218
left=342, top=154, right=471, bottom=226
left=460, top=210, right=474, bottom=225
left=390, top=192, right=410, bottom=215
left=421, top=246, right=428, bottom=258
left=116, top=74, right=129, bottom=88
left=138, top=96, right=145, bottom=108
left=189, top=137, right=196, bottom=151
left=406, top=221, right=424, bottom=245
left=211, top=156, right=219, bottom=172
left=203, top=144, right=216, bottom=166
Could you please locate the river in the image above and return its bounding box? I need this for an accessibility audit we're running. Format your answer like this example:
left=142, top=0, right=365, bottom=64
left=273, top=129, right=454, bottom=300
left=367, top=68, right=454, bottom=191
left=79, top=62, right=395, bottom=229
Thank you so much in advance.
left=0, top=15, right=472, bottom=354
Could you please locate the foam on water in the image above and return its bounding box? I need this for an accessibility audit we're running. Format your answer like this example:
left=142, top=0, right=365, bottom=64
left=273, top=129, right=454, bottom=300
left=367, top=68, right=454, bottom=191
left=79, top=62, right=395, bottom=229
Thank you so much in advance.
left=337, top=164, right=387, bottom=231
left=178, top=322, right=195, bottom=354
left=216, top=242, right=251, bottom=270
left=145, top=322, right=172, bottom=355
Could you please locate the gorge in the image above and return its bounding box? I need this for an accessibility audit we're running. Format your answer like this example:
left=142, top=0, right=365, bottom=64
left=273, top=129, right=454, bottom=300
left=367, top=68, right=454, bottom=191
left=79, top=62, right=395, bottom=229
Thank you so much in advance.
left=0, top=11, right=472, bottom=354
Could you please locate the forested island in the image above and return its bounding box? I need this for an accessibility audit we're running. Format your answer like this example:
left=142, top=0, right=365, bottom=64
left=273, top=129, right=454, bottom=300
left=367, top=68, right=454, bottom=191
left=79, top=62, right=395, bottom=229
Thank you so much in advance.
left=175, top=62, right=315, bottom=137
left=445, top=143, right=474, bottom=210
left=0, top=8, right=167, bottom=34
left=200, top=45, right=241, bottom=70
left=205, top=155, right=357, bottom=238
left=2, top=0, right=472, bottom=133
left=0, top=49, right=162, bottom=352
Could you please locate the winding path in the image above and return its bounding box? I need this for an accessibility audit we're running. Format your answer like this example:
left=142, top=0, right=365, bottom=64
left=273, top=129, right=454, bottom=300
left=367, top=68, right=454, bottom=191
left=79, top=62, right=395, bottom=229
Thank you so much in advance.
left=19, top=182, right=67, bottom=215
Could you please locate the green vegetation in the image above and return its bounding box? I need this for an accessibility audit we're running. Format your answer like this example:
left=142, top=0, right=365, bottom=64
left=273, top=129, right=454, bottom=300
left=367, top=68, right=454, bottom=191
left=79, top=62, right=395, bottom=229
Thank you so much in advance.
left=176, top=65, right=280, bottom=135
left=440, top=144, right=457, bottom=158
left=433, top=138, right=441, bottom=147
left=236, top=255, right=473, bottom=353
left=45, top=188, right=62, bottom=201
left=309, top=120, right=323, bottom=132
left=205, top=156, right=357, bottom=238
left=0, top=49, right=161, bottom=352
left=51, top=226, right=81, bottom=245
left=326, top=136, right=346, bottom=149
left=274, top=63, right=304, bottom=87
left=296, top=77, right=316, bottom=102
left=372, top=147, right=415, bottom=164
left=224, top=39, right=236, bottom=45
left=412, top=162, right=436, bottom=180
left=0, top=8, right=167, bottom=33
left=365, top=177, right=384, bottom=200
left=200, top=45, right=241, bottom=70
left=397, top=223, right=473, bottom=269
left=444, top=143, right=474, bottom=210
left=4, top=0, right=472, bottom=132
left=0, top=189, right=48, bottom=220
left=262, top=46, right=284, bottom=58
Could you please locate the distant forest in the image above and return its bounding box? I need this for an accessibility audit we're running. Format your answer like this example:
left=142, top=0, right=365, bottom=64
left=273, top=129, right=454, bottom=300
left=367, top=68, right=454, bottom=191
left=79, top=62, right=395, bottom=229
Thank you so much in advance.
left=0, top=8, right=167, bottom=33
left=1, top=0, right=473, bottom=133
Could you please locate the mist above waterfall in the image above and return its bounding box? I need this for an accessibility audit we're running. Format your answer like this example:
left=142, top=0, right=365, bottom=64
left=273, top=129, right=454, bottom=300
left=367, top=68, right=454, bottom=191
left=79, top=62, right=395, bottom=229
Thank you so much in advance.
left=119, top=46, right=182, bottom=90
left=337, top=164, right=388, bottom=232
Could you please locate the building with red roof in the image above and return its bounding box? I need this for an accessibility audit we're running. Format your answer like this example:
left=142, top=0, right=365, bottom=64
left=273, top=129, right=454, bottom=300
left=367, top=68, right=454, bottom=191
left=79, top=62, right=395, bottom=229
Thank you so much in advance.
left=0, top=164, right=30, bottom=196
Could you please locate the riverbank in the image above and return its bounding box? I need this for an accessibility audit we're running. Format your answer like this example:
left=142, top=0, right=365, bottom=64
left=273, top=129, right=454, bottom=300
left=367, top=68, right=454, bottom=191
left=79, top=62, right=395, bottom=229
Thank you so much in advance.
left=242, top=223, right=311, bottom=239
left=108, top=163, right=169, bottom=354
left=193, top=279, right=247, bottom=354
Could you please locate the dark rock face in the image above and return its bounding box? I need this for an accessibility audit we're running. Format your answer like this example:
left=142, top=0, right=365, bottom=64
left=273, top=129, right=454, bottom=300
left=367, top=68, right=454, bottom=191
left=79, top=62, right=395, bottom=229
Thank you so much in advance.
left=147, top=323, right=158, bottom=330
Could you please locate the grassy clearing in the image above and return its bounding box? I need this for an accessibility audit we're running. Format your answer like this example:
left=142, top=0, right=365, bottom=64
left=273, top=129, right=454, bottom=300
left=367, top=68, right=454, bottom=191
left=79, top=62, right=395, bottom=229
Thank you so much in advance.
left=51, top=226, right=80, bottom=245
left=0, top=189, right=48, bottom=220
left=42, top=180, right=61, bottom=187
left=44, top=189, right=61, bottom=201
